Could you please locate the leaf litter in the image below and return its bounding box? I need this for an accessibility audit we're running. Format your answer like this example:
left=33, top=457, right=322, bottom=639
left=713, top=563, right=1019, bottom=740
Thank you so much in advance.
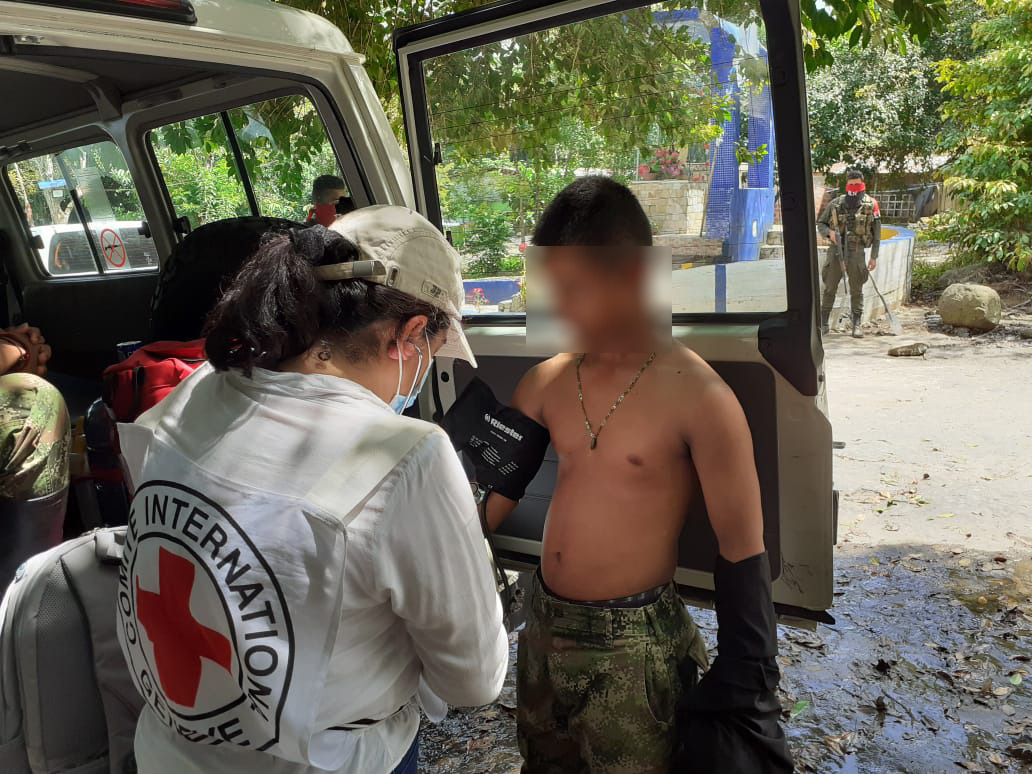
left=420, top=550, right=1032, bottom=773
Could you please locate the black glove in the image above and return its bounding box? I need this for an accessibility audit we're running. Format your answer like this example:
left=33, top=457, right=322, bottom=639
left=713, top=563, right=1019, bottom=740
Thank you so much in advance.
left=440, top=377, right=550, bottom=502
left=677, top=552, right=794, bottom=773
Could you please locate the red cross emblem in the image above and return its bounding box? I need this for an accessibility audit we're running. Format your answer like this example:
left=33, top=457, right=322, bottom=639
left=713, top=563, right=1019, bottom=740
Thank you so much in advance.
left=136, top=547, right=233, bottom=708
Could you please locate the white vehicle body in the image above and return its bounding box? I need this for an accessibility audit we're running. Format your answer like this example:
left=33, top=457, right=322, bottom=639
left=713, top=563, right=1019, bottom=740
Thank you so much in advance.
left=0, top=0, right=833, bottom=622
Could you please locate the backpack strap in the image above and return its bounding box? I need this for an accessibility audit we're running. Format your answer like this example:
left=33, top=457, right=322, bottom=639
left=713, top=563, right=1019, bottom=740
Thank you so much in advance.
left=0, top=571, right=32, bottom=774
left=307, top=416, right=438, bottom=529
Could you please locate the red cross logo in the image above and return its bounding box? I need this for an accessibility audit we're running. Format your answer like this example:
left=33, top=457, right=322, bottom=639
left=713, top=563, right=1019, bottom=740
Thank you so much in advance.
left=136, top=547, right=233, bottom=708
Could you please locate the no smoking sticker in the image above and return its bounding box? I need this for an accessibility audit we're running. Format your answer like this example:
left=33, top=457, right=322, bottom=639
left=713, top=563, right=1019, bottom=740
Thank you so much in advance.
left=99, top=228, right=127, bottom=268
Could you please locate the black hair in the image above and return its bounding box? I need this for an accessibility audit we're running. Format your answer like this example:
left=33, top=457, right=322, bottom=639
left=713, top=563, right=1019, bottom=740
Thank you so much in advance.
left=846, top=169, right=864, bottom=181
left=311, top=174, right=348, bottom=205
left=532, top=176, right=653, bottom=247
left=204, top=225, right=449, bottom=375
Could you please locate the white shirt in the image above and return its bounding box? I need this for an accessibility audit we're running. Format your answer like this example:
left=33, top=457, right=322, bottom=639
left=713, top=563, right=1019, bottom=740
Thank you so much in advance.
left=116, top=364, right=507, bottom=774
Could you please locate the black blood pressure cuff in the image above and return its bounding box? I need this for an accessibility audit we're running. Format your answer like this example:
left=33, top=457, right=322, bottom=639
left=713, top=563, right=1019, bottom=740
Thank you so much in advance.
left=440, top=377, right=550, bottom=502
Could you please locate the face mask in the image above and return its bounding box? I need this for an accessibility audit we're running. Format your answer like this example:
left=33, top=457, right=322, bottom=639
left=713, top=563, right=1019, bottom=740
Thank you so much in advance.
left=389, top=330, right=433, bottom=414
left=308, top=203, right=338, bottom=227
left=845, top=181, right=866, bottom=196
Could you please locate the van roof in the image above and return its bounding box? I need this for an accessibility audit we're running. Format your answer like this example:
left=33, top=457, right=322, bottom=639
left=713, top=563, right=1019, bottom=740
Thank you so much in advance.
left=0, top=0, right=358, bottom=143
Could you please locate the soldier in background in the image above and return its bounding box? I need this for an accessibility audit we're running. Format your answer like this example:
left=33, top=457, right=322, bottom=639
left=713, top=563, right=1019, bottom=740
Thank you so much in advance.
left=306, top=174, right=355, bottom=227
left=817, top=169, right=881, bottom=338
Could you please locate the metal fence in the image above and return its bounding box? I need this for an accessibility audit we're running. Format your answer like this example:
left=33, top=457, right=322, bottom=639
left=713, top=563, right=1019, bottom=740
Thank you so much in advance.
left=873, top=184, right=943, bottom=222
left=876, top=189, right=917, bottom=220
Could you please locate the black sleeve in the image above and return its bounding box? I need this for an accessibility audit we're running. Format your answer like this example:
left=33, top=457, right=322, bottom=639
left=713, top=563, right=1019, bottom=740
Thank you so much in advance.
left=676, top=553, right=794, bottom=773
left=440, top=377, right=551, bottom=502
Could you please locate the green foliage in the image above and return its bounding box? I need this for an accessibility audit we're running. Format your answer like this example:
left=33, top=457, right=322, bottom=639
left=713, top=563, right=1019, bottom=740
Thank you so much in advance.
left=801, top=0, right=949, bottom=72
left=229, top=98, right=335, bottom=209
left=924, top=0, right=1032, bottom=269
left=148, top=95, right=342, bottom=226
left=463, top=207, right=515, bottom=278
left=281, top=0, right=949, bottom=145
left=806, top=38, right=941, bottom=171
left=806, top=0, right=984, bottom=173
left=424, top=5, right=731, bottom=162
left=152, top=146, right=249, bottom=225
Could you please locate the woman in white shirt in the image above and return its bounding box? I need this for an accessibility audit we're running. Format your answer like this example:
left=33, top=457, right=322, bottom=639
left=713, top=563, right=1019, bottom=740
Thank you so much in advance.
left=116, top=206, right=508, bottom=774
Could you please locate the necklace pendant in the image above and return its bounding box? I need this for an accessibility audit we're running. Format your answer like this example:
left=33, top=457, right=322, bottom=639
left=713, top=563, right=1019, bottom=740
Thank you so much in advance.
left=590, top=436, right=598, bottom=450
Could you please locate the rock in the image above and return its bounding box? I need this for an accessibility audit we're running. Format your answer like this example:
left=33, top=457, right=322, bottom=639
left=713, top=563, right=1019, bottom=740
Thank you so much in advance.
left=498, top=291, right=526, bottom=313
left=955, top=327, right=971, bottom=338
left=937, top=264, right=990, bottom=290
left=888, top=342, right=929, bottom=357
left=938, top=283, right=1002, bottom=331
left=1019, top=327, right=1032, bottom=340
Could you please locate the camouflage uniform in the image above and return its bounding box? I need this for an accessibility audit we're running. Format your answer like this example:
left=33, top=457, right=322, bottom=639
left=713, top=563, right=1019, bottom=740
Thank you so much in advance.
left=0, top=373, right=70, bottom=501
left=817, top=193, right=881, bottom=332
left=517, top=573, right=709, bottom=773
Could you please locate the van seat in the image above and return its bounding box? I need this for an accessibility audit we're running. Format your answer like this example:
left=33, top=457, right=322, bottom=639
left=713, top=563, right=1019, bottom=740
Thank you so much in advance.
left=149, top=216, right=301, bottom=342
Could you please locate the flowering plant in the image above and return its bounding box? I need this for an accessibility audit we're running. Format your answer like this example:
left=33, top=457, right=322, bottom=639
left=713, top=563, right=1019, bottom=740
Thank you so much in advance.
left=641, top=147, right=687, bottom=180
left=469, top=287, right=487, bottom=310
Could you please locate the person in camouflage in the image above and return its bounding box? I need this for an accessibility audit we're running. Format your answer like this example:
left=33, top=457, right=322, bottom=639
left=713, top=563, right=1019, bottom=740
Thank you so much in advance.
left=517, top=572, right=709, bottom=773
left=817, top=169, right=881, bottom=338
left=0, top=324, right=69, bottom=501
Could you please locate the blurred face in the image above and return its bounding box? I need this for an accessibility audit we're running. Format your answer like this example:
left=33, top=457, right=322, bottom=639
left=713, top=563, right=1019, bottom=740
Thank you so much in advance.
left=539, top=248, right=648, bottom=349
left=314, top=187, right=349, bottom=206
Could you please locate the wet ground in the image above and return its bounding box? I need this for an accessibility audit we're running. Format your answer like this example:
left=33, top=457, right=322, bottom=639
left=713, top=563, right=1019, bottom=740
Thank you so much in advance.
left=419, top=304, right=1032, bottom=774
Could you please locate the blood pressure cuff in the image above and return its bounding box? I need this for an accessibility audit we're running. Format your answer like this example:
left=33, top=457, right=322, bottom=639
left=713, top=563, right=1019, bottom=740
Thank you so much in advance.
left=440, top=377, right=550, bottom=502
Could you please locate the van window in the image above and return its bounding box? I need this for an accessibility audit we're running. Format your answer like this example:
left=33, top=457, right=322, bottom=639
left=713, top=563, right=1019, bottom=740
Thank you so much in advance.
left=416, top=1, right=783, bottom=316
left=149, top=95, right=346, bottom=229
left=6, top=140, right=159, bottom=276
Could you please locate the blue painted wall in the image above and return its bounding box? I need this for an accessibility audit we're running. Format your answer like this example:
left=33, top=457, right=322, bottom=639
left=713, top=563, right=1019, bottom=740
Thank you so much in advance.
left=462, top=278, right=521, bottom=305
left=658, top=10, right=777, bottom=265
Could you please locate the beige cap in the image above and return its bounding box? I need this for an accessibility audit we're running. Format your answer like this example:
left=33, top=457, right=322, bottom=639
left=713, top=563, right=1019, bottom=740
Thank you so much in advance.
left=320, top=205, right=476, bottom=367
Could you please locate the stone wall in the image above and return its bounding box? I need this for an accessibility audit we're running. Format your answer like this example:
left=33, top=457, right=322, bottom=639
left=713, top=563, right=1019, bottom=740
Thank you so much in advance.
left=654, top=234, right=725, bottom=265
left=628, top=180, right=707, bottom=236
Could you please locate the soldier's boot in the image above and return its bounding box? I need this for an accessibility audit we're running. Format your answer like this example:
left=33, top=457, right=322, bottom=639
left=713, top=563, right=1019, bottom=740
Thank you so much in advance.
left=851, top=312, right=864, bottom=338
left=820, top=308, right=831, bottom=336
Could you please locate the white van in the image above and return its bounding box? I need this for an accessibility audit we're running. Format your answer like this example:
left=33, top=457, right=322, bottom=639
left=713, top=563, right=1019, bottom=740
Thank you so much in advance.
left=0, top=0, right=834, bottom=621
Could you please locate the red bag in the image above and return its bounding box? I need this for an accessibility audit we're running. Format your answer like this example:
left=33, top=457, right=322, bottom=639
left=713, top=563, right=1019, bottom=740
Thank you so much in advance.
left=102, top=340, right=206, bottom=422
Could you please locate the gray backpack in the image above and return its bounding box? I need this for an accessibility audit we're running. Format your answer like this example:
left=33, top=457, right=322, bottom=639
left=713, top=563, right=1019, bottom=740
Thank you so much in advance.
left=0, top=527, right=143, bottom=773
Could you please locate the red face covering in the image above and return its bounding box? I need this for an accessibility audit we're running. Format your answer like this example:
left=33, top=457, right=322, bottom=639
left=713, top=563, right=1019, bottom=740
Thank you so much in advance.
left=307, top=203, right=338, bottom=227
left=845, top=181, right=866, bottom=194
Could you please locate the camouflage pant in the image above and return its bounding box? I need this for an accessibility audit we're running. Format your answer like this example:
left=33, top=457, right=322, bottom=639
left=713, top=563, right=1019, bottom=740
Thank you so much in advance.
left=0, top=373, right=69, bottom=501
left=517, top=574, right=709, bottom=774
left=821, top=245, right=869, bottom=317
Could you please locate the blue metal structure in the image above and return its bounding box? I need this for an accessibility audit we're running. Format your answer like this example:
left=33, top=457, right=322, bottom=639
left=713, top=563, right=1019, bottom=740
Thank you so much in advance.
left=652, top=9, right=777, bottom=265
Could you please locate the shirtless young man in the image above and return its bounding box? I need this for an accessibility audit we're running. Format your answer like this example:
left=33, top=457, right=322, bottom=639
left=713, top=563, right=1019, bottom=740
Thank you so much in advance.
left=486, top=177, right=788, bottom=773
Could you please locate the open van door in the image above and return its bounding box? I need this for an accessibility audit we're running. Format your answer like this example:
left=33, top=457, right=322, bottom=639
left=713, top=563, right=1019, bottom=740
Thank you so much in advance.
left=395, top=0, right=833, bottom=622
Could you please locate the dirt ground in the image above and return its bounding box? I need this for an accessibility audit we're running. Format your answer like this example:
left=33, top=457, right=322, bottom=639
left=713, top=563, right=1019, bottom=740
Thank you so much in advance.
left=419, top=301, right=1032, bottom=774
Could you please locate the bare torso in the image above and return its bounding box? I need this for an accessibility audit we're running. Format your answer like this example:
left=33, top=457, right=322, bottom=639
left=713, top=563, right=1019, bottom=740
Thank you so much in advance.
left=534, top=347, right=707, bottom=600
